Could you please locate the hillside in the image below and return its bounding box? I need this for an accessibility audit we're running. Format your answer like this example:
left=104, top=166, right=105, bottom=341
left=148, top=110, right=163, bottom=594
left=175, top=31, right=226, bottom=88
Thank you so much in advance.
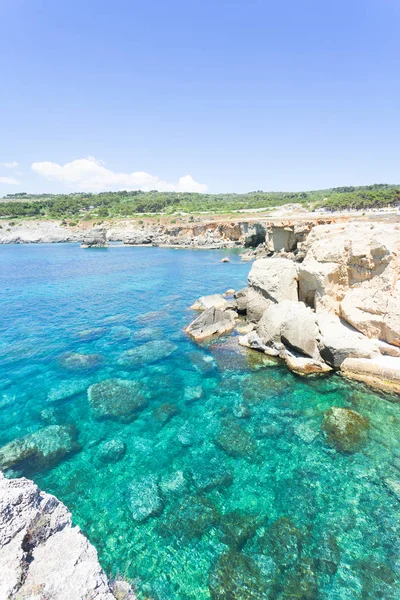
left=1, top=184, right=399, bottom=220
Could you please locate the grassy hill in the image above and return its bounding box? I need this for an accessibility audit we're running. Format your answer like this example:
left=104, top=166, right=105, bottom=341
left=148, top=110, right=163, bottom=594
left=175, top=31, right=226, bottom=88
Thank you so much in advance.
left=1, top=184, right=399, bottom=220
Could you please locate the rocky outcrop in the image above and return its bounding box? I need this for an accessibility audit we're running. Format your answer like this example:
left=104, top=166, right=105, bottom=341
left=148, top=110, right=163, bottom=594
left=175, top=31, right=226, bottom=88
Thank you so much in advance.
left=81, top=226, right=108, bottom=248
left=219, top=222, right=400, bottom=393
left=0, top=473, right=135, bottom=600
left=247, top=258, right=298, bottom=322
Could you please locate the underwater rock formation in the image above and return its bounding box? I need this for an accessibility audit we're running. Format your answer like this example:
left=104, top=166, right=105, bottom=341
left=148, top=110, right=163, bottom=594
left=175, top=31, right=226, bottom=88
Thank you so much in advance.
left=322, top=406, right=369, bottom=453
left=0, top=425, right=80, bottom=475
left=88, top=379, right=148, bottom=422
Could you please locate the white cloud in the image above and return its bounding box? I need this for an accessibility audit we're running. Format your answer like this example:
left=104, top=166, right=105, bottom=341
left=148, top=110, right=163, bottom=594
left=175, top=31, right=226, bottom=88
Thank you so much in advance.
left=0, top=161, right=19, bottom=169
left=31, top=156, right=208, bottom=193
left=0, top=176, right=20, bottom=185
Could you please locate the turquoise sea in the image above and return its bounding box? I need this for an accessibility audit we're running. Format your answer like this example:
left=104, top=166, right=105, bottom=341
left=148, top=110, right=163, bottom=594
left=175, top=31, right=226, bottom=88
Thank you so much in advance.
left=1, top=243, right=400, bottom=599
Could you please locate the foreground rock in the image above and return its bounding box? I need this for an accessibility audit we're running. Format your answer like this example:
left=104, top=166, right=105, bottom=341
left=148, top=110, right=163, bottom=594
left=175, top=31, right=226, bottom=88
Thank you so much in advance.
left=186, top=307, right=237, bottom=341
left=0, top=473, right=135, bottom=600
left=81, top=226, right=108, bottom=248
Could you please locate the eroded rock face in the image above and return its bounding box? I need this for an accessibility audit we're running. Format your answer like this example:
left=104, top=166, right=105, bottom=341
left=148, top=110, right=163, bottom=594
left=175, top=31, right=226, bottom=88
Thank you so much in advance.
left=298, top=222, right=400, bottom=346
left=322, top=407, right=369, bottom=453
left=247, top=258, right=298, bottom=322
left=81, top=226, right=108, bottom=248
left=0, top=473, right=134, bottom=600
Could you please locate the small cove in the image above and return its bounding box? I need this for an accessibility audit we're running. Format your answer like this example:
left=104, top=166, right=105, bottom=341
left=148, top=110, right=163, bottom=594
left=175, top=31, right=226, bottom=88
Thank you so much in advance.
left=1, top=243, right=400, bottom=599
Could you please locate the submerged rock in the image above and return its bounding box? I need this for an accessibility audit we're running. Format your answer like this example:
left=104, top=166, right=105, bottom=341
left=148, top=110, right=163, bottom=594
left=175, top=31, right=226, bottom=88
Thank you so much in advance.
left=218, top=510, right=262, bottom=550
left=96, top=439, right=126, bottom=464
left=76, top=327, right=107, bottom=342
left=47, top=379, right=89, bottom=403
left=117, top=340, right=177, bottom=369
left=322, top=406, right=369, bottom=453
left=189, top=455, right=233, bottom=492
left=153, top=403, right=180, bottom=426
left=258, top=517, right=303, bottom=568
left=208, top=551, right=268, bottom=600
left=214, top=418, right=257, bottom=459
left=88, top=379, right=148, bottom=422
left=313, top=532, right=340, bottom=575
left=0, top=473, right=128, bottom=600
left=0, top=425, right=80, bottom=474
left=271, top=558, right=318, bottom=600
left=128, top=475, right=164, bottom=523
left=58, top=352, right=103, bottom=372
left=159, top=470, right=189, bottom=497
left=158, top=495, right=218, bottom=541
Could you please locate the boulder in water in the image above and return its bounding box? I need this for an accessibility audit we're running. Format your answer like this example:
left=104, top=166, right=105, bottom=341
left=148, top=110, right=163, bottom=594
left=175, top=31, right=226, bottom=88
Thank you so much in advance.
left=158, top=495, right=218, bottom=541
left=76, top=327, right=107, bottom=342
left=323, top=406, right=369, bottom=453
left=218, top=510, right=262, bottom=550
left=190, top=294, right=229, bottom=311
left=189, top=455, right=233, bottom=492
left=0, top=425, right=80, bottom=475
left=128, top=475, right=164, bottom=523
left=117, top=340, right=177, bottom=369
left=258, top=517, right=302, bottom=568
left=88, top=379, right=148, bottom=422
left=96, top=439, right=126, bottom=464
left=80, top=226, right=108, bottom=248
left=153, top=403, right=180, bottom=426
left=186, top=307, right=236, bottom=341
left=208, top=551, right=268, bottom=600
left=214, top=418, right=257, bottom=459
left=58, top=352, right=103, bottom=372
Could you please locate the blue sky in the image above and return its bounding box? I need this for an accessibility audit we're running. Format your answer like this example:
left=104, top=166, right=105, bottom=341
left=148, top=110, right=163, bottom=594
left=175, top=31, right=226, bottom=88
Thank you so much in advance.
left=0, top=0, right=399, bottom=195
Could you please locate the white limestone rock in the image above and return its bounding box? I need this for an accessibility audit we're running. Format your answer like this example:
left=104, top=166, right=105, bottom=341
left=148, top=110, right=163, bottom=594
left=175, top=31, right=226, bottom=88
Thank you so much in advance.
left=0, top=473, right=135, bottom=600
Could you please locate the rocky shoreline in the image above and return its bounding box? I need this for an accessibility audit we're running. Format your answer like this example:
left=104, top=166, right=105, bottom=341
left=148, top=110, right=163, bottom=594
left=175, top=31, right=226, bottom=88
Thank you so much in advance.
left=0, top=215, right=338, bottom=249
left=186, top=221, right=400, bottom=396
left=0, top=473, right=136, bottom=600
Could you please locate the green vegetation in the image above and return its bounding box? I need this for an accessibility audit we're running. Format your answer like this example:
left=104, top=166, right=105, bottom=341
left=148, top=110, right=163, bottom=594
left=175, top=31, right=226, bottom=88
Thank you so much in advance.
left=1, top=184, right=399, bottom=220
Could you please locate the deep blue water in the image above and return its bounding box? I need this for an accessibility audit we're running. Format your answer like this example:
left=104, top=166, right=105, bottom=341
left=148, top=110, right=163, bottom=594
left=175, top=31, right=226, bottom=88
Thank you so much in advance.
left=1, top=243, right=400, bottom=599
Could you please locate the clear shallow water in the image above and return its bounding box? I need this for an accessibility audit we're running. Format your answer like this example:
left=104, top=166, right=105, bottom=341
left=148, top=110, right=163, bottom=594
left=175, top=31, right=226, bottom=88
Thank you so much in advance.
left=1, top=244, right=400, bottom=599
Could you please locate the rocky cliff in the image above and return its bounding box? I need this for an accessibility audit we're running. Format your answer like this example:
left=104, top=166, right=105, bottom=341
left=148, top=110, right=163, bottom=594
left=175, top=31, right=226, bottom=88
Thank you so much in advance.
left=186, top=221, right=400, bottom=395
left=0, top=473, right=136, bottom=600
left=0, top=216, right=334, bottom=249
